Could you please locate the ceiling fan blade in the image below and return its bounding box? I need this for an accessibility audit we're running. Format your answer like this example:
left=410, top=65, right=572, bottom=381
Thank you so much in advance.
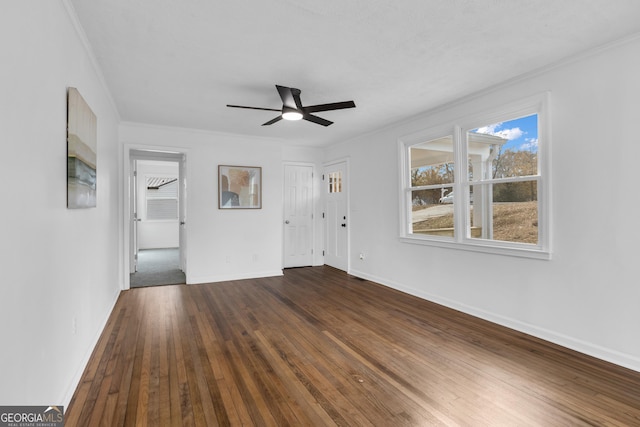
left=303, top=100, right=356, bottom=113
left=230, top=86, right=354, bottom=127
left=291, top=88, right=304, bottom=110
left=262, top=116, right=283, bottom=126
left=276, top=85, right=298, bottom=109
left=227, top=104, right=281, bottom=112
left=303, top=114, right=333, bottom=127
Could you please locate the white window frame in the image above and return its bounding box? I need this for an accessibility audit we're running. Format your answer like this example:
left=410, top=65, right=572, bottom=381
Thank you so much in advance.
left=398, top=93, right=551, bottom=259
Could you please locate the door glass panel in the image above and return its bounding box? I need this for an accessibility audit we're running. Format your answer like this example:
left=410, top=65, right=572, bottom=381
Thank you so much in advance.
left=328, top=171, right=342, bottom=193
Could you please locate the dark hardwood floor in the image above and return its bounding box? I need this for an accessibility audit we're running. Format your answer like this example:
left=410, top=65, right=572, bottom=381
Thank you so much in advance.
left=66, top=266, right=640, bottom=426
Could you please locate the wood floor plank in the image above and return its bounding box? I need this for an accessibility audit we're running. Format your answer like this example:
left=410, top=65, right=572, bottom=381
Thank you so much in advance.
left=168, top=289, right=196, bottom=427
left=225, top=337, right=280, bottom=426
left=253, top=329, right=339, bottom=426
left=184, top=307, right=226, bottom=426
left=165, top=297, right=183, bottom=427
left=67, top=295, right=129, bottom=427
left=124, top=289, right=150, bottom=427
left=156, top=292, right=171, bottom=427
left=195, top=309, right=252, bottom=426
left=66, top=266, right=640, bottom=426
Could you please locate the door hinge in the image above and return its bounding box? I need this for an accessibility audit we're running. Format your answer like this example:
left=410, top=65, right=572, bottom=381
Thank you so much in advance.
left=322, top=212, right=325, bottom=219
left=322, top=250, right=325, bottom=256
left=322, top=174, right=325, bottom=180
left=133, top=170, right=137, bottom=177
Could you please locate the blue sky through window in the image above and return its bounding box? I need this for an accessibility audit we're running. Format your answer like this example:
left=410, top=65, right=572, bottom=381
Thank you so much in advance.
left=472, top=114, right=538, bottom=152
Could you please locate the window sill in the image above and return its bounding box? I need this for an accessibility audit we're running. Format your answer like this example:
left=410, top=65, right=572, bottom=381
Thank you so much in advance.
left=399, top=235, right=552, bottom=260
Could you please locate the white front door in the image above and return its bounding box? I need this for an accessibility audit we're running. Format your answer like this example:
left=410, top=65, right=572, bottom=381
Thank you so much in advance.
left=283, top=164, right=314, bottom=268
left=324, top=161, right=348, bottom=271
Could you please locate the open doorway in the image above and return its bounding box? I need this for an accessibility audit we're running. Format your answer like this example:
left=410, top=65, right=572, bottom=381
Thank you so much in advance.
left=128, top=149, right=187, bottom=288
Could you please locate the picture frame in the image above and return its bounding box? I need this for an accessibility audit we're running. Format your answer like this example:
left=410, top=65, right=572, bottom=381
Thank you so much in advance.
left=218, top=165, right=262, bottom=209
left=67, top=87, right=97, bottom=208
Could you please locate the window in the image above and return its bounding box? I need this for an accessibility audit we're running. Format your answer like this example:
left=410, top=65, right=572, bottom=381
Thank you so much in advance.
left=328, top=171, right=342, bottom=193
left=467, top=114, right=539, bottom=245
left=399, top=94, right=550, bottom=258
left=146, top=176, right=178, bottom=220
left=409, top=135, right=456, bottom=237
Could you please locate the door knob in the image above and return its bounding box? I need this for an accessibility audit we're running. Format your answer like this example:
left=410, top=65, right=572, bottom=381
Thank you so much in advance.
left=285, top=220, right=290, bottom=224
left=341, top=223, right=346, bottom=227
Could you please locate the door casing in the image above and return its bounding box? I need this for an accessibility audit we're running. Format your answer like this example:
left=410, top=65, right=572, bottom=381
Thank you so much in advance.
left=124, top=146, right=188, bottom=289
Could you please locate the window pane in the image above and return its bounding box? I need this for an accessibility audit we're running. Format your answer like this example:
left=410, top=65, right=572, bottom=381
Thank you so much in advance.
left=410, top=188, right=454, bottom=237
left=328, top=171, right=342, bottom=193
left=468, top=114, right=538, bottom=180
left=410, top=136, right=454, bottom=186
left=147, top=199, right=178, bottom=220
left=470, top=182, right=538, bottom=244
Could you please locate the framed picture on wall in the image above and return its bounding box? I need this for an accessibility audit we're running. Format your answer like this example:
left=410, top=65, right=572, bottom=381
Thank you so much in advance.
left=67, top=87, right=97, bottom=208
left=218, top=165, right=262, bottom=209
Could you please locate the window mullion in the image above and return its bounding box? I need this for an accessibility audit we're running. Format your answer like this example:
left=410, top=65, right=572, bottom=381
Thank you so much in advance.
left=481, top=175, right=541, bottom=185
left=409, top=184, right=453, bottom=192
left=452, top=125, right=466, bottom=242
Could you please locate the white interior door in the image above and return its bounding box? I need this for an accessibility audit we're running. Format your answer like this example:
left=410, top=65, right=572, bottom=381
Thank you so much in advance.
left=130, top=159, right=139, bottom=272
left=178, top=154, right=187, bottom=272
left=324, top=161, right=348, bottom=271
left=283, top=164, right=313, bottom=268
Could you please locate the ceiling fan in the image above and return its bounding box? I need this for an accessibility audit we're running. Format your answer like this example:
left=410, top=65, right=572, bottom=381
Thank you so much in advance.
left=226, top=85, right=356, bottom=127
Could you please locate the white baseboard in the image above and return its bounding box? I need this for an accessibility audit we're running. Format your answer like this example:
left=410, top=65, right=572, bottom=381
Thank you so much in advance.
left=188, top=269, right=283, bottom=285
left=61, top=288, right=121, bottom=409
left=349, top=268, right=640, bottom=373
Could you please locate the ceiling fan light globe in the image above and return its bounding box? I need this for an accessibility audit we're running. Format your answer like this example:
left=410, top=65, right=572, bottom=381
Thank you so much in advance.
left=282, top=111, right=303, bottom=121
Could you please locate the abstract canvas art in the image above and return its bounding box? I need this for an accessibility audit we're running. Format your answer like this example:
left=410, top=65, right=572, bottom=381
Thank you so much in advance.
left=67, top=87, right=97, bottom=208
left=218, top=165, right=261, bottom=209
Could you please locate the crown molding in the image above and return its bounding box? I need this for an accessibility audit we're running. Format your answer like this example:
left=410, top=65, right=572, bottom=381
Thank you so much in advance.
left=61, top=0, right=121, bottom=121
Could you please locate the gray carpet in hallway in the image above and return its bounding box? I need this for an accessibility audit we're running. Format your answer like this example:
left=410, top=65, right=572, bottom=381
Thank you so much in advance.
left=130, top=248, right=186, bottom=288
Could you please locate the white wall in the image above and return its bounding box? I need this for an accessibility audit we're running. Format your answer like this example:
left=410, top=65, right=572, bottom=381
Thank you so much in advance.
left=120, top=124, right=285, bottom=284
left=326, top=35, right=640, bottom=371
left=0, top=1, right=121, bottom=406
left=136, top=160, right=179, bottom=249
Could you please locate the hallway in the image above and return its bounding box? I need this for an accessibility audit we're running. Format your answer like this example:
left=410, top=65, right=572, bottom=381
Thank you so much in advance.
left=130, top=248, right=185, bottom=288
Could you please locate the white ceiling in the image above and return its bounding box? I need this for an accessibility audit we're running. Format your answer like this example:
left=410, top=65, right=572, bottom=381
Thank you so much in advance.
left=70, top=0, right=640, bottom=147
